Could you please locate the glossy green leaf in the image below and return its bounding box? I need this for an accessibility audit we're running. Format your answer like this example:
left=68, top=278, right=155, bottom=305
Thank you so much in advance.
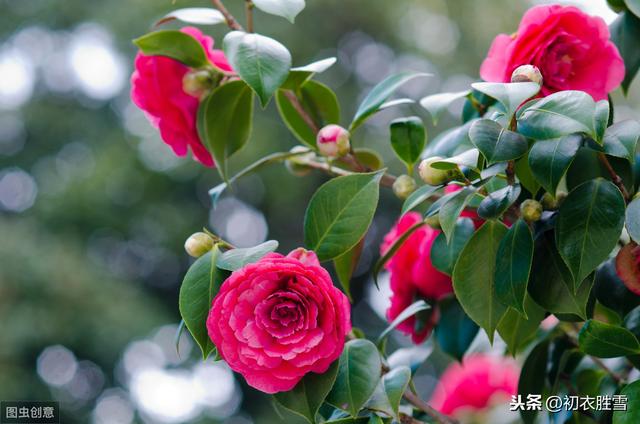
left=155, top=8, right=226, bottom=27
left=274, top=360, right=338, bottom=423
left=518, top=339, right=549, bottom=424
left=556, top=179, right=626, bottom=286
left=133, top=30, right=208, bottom=67
left=365, top=366, right=411, bottom=420
left=497, top=295, right=544, bottom=356
left=276, top=80, right=340, bottom=148
left=471, top=81, right=540, bottom=120
left=304, top=172, right=382, bottom=261
left=377, top=300, right=430, bottom=346
left=326, top=339, right=382, bottom=417
left=200, top=80, right=254, bottom=181
left=604, top=120, right=640, bottom=163
left=528, top=134, right=583, bottom=195
left=282, top=57, right=337, bottom=89
left=595, top=100, right=610, bottom=144
left=217, top=240, right=278, bottom=271
left=515, top=151, right=541, bottom=195
left=477, top=184, right=520, bottom=220
left=517, top=91, right=597, bottom=140
left=594, top=259, right=640, bottom=319
left=224, top=31, right=291, bottom=106
left=389, top=116, right=426, bottom=170
left=469, top=119, right=528, bottom=164
left=575, top=368, right=607, bottom=398
left=350, top=72, right=430, bottom=131
left=419, top=90, right=470, bottom=125
left=439, top=187, right=474, bottom=242
left=178, top=247, right=225, bottom=359
left=431, top=217, right=475, bottom=276
left=627, top=198, right=640, bottom=244
left=430, top=148, right=479, bottom=171
left=333, top=239, right=364, bottom=301
left=253, top=0, right=305, bottom=23
left=613, top=379, right=640, bottom=423
left=495, top=219, right=534, bottom=315
left=611, top=11, right=640, bottom=93
left=435, top=297, right=479, bottom=361
left=424, top=121, right=475, bottom=158
left=453, top=220, right=509, bottom=342
left=347, top=148, right=384, bottom=171
left=578, top=319, right=640, bottom=357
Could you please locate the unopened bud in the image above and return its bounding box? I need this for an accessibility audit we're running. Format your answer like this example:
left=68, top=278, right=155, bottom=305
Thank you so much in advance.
left=285, top=146, right=314, bottom=176
left=184, top=232, right=214, bottom=258
left=511, top=65, right=543, bottom=86
left=541, top=192, right=559, bottom=210
left=317, top=125, right=350, bottom=158
left=392, top=175, right=417, bottom=200
left=520, top=199, right=543, bottom=223
left=183, top=69, right=215, bottom=98
left=418, top=157, right=459, bottom=186
left=424, top=214, right=441, bottom=230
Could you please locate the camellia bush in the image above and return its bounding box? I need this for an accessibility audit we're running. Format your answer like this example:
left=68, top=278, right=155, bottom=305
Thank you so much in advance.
left=130, top=1, right=640, bottom=423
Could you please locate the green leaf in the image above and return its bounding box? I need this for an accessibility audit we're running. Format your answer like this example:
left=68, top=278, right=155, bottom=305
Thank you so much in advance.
left=439, top=187, right=474, bottom=242
left=389, top=116, right=426, bottom=170
left=304, top=172, right=382, bottom=261
left=373, top=220, right=424, bottom=287
left=627, top=198, right=640, bottom=244
left=517, top=91, right=597, bottom=140
left=518, top=339, right=549, bottom=424
left=594, top=259, right=640, bottom=319
left=419, top=91, right=470, bottom=126
left=469, top=119, right=528, bottom=164
left=326, top=339, right=382, bottom=417
left=495, top=219, right=534, bottom=315
left=514, top=151, right=540, bottom=195
left=282, top=57, right=337, bottom=89
left=471, top=81, right=540, bottom=120
left=452, top=220, right=509, bottom=342
left=497, top=295, right=544, bottom=356
left=276, top=80, right=340, bottom=148
left=155, top=8, right=226, bottom=27
left=274, top=360, right=339, bottom=424
left=365, top=366, right=411, bottom=420
left=431, top=217, right=475, bottom=276
left=613, top=379, right=640, bottom=423
left=477, top=184, right=520, bottom=220
left=133, top=30, right=208, bottom=68
left=611, top=11, right=640, bottom=93
left=575, top=368, right=607, bottom=398
left=223, top=31, right=291, bottom=107
left=200, top=80, right=255, bottom=181
left=217, top=240, right=278, bottom=271
left=604, top=120, right=640, bottom=164
left=350, top=72, right=430, bottom=131
left=178, top=247, right=226, bottom=359
left=425, top=121, right=474, bottom=158
left=253, top=0, right=305, bottom=23
left=529, top=232, right=594, bottom=318
left=579, top=319, right=640, bottom=357
left=377, top=300, right=431, bottom=346
left=595, top=100, right=610, bottom=144
left=556, top=179, right=626, bottom=286
left=430, top=148, right=479, bottom=171
left=333, top=239, right=364, bottom=301
left=435, top=297, right=479, bottom=361
left=528, top=134, right=583, bottom=195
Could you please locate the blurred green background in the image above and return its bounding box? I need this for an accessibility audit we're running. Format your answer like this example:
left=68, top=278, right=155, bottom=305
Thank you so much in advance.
left=0, top=0, right=636, bottom=423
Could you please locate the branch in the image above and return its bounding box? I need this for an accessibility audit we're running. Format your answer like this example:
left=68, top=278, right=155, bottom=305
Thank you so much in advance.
left=211, top=0, right=244, bottom=31
left=282, top=90, right=320, bottom=133
left=598, top=153, right=630, bottom=201
left=245, top=0, right=255, bottom=33
left=403, top=391, right=459, bottom=424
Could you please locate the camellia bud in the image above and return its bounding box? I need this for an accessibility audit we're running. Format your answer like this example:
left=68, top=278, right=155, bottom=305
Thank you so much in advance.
left=285, top=146, right=314, bottom=177
left=183, top=69, right=215, bottom=98
left=316, top=125, right=350, bottom=158
left=520, top=199, right=543, bottom=223
left=418, top=157, right=458, bottom=186
left=511, top=64, right=543, bottom=86
left=392, top=175, right=417, bottom=200
left=424, top=214, right=441, bottom=230
left=616, top=243, right=640, bottom=295
left=184, top=232, right=214, bottom=258
left=541, top=192, right=559, bottom=210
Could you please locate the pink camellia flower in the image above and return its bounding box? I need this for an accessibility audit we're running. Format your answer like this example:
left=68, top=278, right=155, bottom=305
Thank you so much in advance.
left=430, top=354, right=519, bottom=418
left=316, top=124, right=351, bottom=158
left=131, top=27, right=232, bottom=167
left=206, top=248, right=351, bottom=394
left=480, top=5, right=625, bottom=101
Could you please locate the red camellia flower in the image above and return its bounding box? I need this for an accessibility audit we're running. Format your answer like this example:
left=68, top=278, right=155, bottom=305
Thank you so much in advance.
left=131, top=27, right=232, bottom=167
left=616, top=242, right=640, bottom=295
left=430, top=354, right=519, bottom=418
left=480, top=5, right=625, bottom=101
left=206, top=248, right=351, bottom=394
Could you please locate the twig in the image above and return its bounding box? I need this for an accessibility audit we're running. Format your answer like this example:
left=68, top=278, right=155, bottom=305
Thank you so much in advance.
left=282, top=90, right=320, bottom=133
left=245, top=0, right=255, bottom=32
left=598, top=153, right=630, bottom=201
left=211, top=0, right=244, bottom=31
left=506, top=161, right=516, bottom=185
left=403, top=391, right=459, bottom=424
left=590, top=356, right=624, bottom=385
